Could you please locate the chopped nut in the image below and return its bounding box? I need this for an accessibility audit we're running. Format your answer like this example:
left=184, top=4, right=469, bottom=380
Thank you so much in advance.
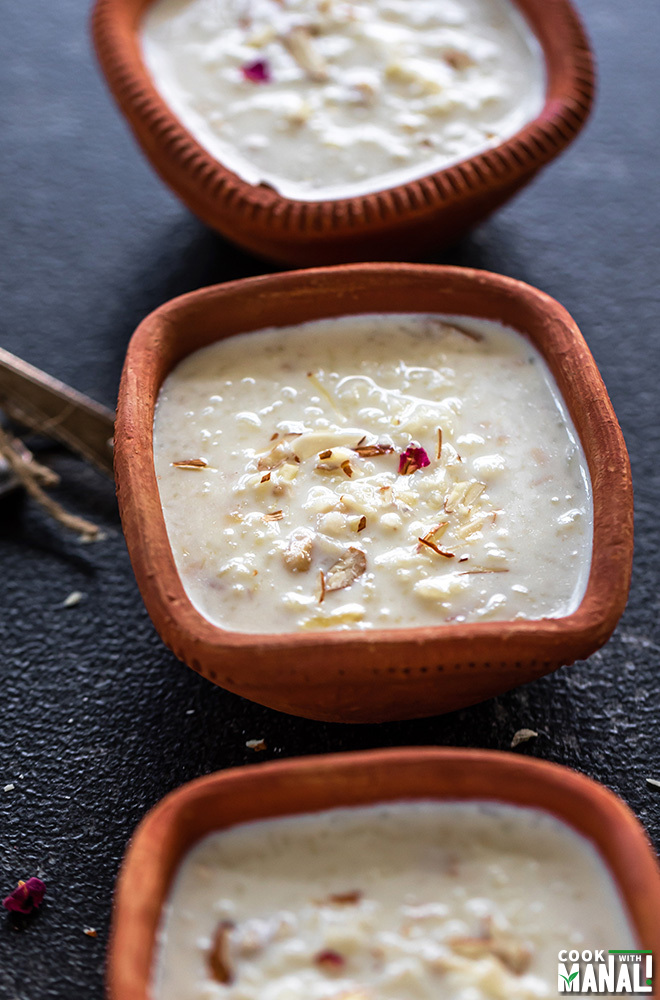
left=246, top=739, right=267, bottom=751
left=353, top=443, right=394, bottom=458
left=450, top=933, right=532, bottom=975
left=283, top=26, right=329, bottom=81
left=458, top=567, right=509, bottom=575
left=443, top=47, right=474, bottom=70
left=61, top=590, right=84, bottom=608
left=326, top=890, right=363, bottom=905
left=283, top=529, right=314, bottom=572
left=418, top=536, right=454, bottom=558
left=357, top=515, right=367, bottom=532
left=340, top=460, right=354, bottom=478
left=464, top=481, right=486, bottom=507
left=264, top=510, right=284, bottom=522
left=209, top=921, right=235, bottom=984
left=323, top=547, right=367, bottom=594
left=83, top=927, right=98, bottom=938
left=171, top=458, right=208, bottom=469
left=436, top=427, right=443, bottom=459
left=444, top=482, right=469, bottom=512
left=257, top=441, right=293, bottom=472
left=511, top=728, right=538, bottom=749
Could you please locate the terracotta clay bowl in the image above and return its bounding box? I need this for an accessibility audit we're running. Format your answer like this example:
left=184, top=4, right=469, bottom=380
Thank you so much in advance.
left=92, top=0, right=594, bottom=266
left=107, top=747, right=660, bottom=1000
left=114, top=263, right=633, bottom=723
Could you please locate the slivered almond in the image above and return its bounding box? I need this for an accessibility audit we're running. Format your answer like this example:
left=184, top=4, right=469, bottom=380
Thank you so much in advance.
left=326, top=890, right=363, bottom=905
left=353, top=443, right=394, bottom=458
left=264, top=510, right=284, bottom=521
left=172, top=458, right=208, bottom=469
left=455, top=516, right=485, bottom=538
left=208, top=921, right=235, bottom=984
left=418, top=537, right=454, bottom=558
left=464, top=481, right=486, bottom=506
left=444, top=482, right=469, bottom=512
left=458, top=567, right=509, bottom=575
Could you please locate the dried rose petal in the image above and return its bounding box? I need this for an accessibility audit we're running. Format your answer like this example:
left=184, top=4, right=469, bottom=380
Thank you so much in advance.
left=398, top=444, right=431, bottom=476
left=2, top=877, right=46, bottom=914
left=315, top=949, right=346, bottom=970
left=242, top=59, right=271, bottom=83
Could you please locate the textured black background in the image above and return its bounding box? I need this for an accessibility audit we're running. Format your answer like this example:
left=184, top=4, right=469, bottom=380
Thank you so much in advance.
left=1, top=1, right=659, bottom=996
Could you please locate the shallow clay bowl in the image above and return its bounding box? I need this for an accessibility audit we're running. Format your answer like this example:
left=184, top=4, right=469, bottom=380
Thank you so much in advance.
left=107, top=747, right=660, bottom=1000
left=92, top=0, right=594, bottom=265
left=115, top=263, right=632, bottom=723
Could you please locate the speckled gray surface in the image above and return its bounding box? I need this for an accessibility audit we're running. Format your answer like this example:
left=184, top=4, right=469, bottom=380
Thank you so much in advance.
left=1, top=1, right=659, bottom=996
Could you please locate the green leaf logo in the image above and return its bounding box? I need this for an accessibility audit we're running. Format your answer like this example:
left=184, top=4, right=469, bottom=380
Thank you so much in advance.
left=560, top=972, right=579, bottom=985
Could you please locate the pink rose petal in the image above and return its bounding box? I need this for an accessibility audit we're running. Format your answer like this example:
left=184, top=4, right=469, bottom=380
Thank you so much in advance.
left=242, top=59, right=271, bottom=83
left=3, top=877, right=46, bottom=915
left=398, top=444, right=431, bottom=475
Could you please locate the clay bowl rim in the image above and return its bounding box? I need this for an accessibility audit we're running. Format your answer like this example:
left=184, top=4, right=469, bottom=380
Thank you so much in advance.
left=91, top=0, right=595, bottom=244
left=107, top=746, right=660, bottom=1000
left=114, top=263, right=633, bottom=692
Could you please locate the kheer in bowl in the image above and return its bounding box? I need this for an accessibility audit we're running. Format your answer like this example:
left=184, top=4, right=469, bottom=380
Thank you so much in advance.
left=106, top=749, right=660, bottom=1000
left=114, top=264, right=632, bottom=722
left=92, top=0, right=593, bottom=263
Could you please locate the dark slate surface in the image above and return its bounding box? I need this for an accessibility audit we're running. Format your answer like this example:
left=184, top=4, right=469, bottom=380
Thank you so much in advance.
left=1, top=0, right=659, bottom=995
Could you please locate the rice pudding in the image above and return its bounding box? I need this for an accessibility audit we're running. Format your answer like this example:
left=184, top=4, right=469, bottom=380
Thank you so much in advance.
left=153, top=801, right=637, bottom=1000
left=152, top=314, right=593, bottom=634
left=140, top=0, right=545, bottom=200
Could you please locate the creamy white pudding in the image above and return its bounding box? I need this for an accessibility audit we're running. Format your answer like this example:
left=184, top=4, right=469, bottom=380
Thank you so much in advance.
left=152, top=314, right=593, bottom=634
left=153, top=801, right=637, bottom=1000
left=140, top=0, right=545, bottom=200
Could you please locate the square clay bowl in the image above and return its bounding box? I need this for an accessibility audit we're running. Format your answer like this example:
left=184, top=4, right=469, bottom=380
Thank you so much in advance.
left=114, top=263, right=632, bottom=723
left=107, top=747, right=660, bottom=1000
left=92, top=0, right=594, bottom=265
